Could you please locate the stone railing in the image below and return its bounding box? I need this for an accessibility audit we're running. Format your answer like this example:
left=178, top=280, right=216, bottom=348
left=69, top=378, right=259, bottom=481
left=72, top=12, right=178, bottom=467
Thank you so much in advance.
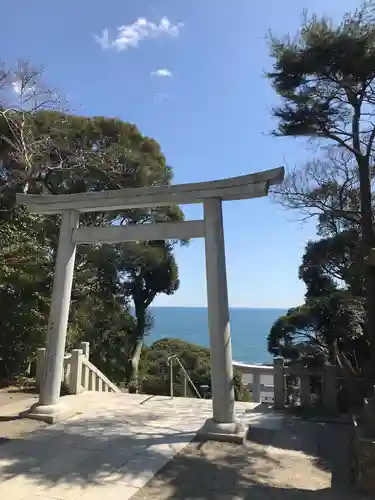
left=273, top=358, right=338, bottom=414
left=36, top=342, right=121, bottom=395
left=233, top=361, right=274, bottom=403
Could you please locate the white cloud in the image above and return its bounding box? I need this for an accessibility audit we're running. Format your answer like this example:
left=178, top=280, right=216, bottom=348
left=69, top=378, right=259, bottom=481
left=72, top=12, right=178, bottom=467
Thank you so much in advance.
left=12, top=80, right=35, bottom=96
left=95, top=17, right=183, bottom=51
left=11, top=81, right=22, bottom=95
left=151, top=68, right=172, bottom=77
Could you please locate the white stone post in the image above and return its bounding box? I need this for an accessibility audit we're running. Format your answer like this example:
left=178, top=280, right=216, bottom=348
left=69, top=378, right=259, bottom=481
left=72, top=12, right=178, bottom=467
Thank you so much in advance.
left=184, top=372, right=188, bottom=398
left=274, top=358, right=285, bottom=410
left=169, top=359, right=174, bottom=398
left=69, top=349, right=83, bottom=394
left=79, top=341, right=90, bottom=360
left=252, top=372, right=261, bottom=404
left=197, top=198, right=244, bottom=441
left=28, top=210, right=79, bottom=422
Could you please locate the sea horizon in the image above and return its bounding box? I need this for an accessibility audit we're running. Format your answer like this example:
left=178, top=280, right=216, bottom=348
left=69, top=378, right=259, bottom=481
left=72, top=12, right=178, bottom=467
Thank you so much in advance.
left=151, top=305, right=290, bottom=310
left=146, top=306, right=286, bottom=365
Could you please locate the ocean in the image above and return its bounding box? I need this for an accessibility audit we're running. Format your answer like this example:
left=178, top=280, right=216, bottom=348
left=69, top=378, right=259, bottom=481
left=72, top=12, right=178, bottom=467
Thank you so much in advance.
left=146, top=307, right=286, bottom=365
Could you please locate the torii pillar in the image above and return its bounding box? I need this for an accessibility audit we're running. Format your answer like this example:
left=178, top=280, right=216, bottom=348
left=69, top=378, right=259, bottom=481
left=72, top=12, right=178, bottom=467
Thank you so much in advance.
left=16, top=167, right=284, bottom=438
left=196, top=198, right=242, bottom=439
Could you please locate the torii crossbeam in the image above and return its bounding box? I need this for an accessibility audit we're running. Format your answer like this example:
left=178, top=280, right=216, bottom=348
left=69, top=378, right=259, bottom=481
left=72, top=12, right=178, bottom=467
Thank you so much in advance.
left=17, top=166, right=284, bottom=440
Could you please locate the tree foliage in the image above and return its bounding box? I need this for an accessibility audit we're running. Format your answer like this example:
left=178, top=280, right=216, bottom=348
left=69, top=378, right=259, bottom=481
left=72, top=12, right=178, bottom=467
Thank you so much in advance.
left=267, top=1, right=375, bottom=376
left=0, top=64, right=184, bottom=385
left=268, top=231, right=366, bottom=375
left=140, top=339, right=252, bottom=402
left=0, top=208, right=52, bottom=381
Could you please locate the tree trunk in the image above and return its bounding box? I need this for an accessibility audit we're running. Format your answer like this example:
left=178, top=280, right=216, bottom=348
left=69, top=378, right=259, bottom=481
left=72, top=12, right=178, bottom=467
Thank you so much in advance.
left=127, top=300, right=146, bottom=392
left=329, top=337, right=338, bottom=365
left=128, top=339, right=143, bottom=393
left=357, top=154, right=375, bottom=380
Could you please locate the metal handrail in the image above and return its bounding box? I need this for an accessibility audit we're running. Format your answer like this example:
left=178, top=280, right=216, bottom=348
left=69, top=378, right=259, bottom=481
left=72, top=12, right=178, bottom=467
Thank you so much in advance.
left=167, top=354, right=202, bottom=399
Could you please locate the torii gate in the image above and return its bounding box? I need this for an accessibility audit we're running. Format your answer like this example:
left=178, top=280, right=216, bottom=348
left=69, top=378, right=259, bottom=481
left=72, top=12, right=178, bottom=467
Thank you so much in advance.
left=17, top=166, right=284, bottom=439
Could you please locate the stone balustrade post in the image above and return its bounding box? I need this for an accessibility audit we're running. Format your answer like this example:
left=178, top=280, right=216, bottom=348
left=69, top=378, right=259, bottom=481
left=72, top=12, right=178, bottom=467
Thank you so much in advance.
left=274, top=358, right=285, bottom=410
left=79, top=341, right=90, bottom=360
left=252, top=372, right=261, bottom=404
left=36, top=348, right=46, bottom=392
left=69, top=349, right=84, bottom=395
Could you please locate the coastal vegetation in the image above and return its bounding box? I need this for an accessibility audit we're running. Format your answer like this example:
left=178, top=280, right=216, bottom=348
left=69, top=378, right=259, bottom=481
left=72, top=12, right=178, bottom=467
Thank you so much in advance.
left=5, top=2, right=375, bottom=403
left=0, top=62, right=251, bottom=401
left=0, top=61, right=182, bottom=386
left=139, top=338, right=251, bottom=401
left=267, top=1, right=375, bottom=384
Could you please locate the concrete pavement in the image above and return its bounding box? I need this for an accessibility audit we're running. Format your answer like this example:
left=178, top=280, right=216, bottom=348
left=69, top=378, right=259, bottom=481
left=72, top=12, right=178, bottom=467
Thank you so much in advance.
left=0, top=392, right=283, bottom=499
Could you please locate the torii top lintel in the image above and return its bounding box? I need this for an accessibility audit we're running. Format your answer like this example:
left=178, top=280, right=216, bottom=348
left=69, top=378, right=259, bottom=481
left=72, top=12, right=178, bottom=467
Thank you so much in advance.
left=16, top=167, right=284, bottom=214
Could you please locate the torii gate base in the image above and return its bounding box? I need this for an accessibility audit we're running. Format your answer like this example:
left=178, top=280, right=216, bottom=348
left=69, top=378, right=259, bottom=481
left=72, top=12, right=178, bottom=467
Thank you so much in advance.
left=17, top=167, right=284, bottom=442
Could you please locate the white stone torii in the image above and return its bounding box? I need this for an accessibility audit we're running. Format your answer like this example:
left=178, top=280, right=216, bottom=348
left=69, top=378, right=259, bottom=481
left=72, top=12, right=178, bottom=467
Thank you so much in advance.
left=16, top=166, right=284, bottom=439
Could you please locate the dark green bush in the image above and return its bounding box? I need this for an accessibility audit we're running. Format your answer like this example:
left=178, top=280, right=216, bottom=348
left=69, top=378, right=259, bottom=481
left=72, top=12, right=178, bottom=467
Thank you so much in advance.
left=139, top=338, right=251, bottom=402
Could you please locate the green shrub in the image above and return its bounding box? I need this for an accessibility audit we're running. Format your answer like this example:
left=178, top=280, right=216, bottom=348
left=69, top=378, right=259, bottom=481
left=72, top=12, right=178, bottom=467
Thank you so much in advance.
left=139, top=338, right=251, bottom=402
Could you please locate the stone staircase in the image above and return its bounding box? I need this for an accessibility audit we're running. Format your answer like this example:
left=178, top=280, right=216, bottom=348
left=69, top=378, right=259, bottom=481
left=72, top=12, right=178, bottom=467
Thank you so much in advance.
left=36, top=342, right=122, bottom=396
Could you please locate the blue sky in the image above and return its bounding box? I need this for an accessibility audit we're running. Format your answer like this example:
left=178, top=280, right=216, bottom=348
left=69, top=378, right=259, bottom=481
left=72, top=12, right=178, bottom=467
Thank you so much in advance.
left=1, top=0, right=360, bottom=308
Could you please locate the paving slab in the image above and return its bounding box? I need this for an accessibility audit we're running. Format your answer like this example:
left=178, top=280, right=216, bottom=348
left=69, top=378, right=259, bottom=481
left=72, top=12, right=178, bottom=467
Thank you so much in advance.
left=0, top=388, right=38, bottom=409
left=0, top=392, right=277, bottom=499
left=0, top=394, right=47, bottom=445
left=133, top=417, right=366, bottom=500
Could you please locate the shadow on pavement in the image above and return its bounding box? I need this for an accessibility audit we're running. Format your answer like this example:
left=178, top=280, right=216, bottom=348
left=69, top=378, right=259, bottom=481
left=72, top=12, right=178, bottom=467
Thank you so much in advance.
left=0, top=401, right=366, bottom=499
left=133, top=434, right=367, bottom=500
